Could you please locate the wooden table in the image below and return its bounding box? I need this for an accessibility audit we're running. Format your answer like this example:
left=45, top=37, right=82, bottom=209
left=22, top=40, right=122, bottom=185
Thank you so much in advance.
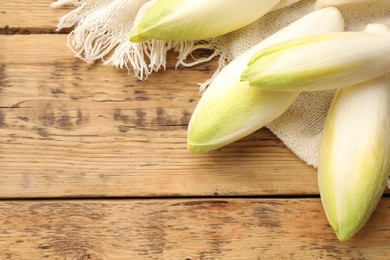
left=1, top=1, right=389, bottom=259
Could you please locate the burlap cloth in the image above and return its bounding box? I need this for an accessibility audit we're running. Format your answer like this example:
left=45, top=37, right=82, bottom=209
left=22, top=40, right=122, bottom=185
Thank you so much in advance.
left=52, top=0, right=390, bottom=186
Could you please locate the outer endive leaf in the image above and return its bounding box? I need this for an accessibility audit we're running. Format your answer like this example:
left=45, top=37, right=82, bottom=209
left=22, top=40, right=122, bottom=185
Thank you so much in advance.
left=130, top=0, right=280, bottom=42
left=187, top=8, right=345, bottom=153
left=318, top=73, right=390, bottom=242
left=241, top=32, right=390, bottom=92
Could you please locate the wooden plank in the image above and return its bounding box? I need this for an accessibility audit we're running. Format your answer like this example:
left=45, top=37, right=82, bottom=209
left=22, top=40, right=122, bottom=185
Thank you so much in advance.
left=0, top=198, right=389, bottom=259
left=0, top=34, right=321, bottom=198
left=0, top=0, right=71, bottom=33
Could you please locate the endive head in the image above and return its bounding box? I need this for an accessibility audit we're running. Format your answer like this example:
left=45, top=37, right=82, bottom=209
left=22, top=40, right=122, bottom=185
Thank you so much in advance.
left=130, top=0, right=281, bottom=42
left=318, top=24, right=390, bottom=242
left=187, top=81, right=299, bottom=153
left=318, top=74, right=390, bottom=242
left=187, top=8, right=344, bottom=153
left=240, top=32, right=390, bottom=92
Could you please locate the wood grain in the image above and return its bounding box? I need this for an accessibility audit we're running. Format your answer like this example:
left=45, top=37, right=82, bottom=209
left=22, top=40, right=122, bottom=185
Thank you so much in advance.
left=0, top=0, right=71, bottom=33
left=1, top=198, right=390, bottom=260
left=0, top=34, right=320, bottom=198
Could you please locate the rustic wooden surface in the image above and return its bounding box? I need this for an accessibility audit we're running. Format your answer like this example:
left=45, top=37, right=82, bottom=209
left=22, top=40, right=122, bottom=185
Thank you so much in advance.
left=0, top=199, right=390, bottom=260
left=0, top=1, right=389, bottom=259
left=0, top=34, right=318, bottom=198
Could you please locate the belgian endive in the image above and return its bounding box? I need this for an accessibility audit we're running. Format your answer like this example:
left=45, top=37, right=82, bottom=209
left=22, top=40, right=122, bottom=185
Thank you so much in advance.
left=187, top=8, right=345, bottom=153
left=318, top=24, right=390, bottom=242
left=241, top=31, right=390, bottom=92
left=130, top=0, right=280, bottom=42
